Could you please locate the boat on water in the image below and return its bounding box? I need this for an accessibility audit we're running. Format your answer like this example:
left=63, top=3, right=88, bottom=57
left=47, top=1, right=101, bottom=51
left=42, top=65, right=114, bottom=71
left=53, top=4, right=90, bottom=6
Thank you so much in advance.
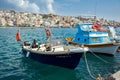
left=107, top=26, right=120, bottom=52
left=65, top=23, right=120, bottom=56
left=17, top=28, right=89, bottom=69
left=22, top=39, right=88, bottom=69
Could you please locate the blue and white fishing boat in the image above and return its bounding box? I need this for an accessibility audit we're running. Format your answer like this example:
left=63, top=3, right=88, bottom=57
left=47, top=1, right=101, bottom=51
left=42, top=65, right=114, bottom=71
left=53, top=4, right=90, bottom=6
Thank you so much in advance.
left=66, top=23, right=120, bottom=56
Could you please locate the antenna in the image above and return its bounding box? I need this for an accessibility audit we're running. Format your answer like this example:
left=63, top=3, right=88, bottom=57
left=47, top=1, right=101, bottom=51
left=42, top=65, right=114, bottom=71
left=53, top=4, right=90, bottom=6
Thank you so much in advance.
left=94, top=0, right=98, bottom=21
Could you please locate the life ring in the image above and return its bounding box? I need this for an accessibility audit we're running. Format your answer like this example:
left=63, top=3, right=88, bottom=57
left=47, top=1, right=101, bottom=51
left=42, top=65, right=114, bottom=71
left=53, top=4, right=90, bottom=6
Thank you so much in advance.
left=46, top=29, right=51, bottom=37
left=92, top=25, right=96, bottom=29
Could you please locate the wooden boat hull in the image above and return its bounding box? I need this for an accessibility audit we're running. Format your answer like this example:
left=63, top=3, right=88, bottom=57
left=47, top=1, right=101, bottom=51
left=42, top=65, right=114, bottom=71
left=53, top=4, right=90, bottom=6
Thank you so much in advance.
left=22, top=47, right=83, bottom=69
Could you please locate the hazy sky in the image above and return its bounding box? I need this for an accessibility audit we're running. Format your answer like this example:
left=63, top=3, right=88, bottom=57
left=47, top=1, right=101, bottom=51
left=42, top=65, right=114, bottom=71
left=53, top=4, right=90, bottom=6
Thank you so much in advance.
left=0, top=0, right=120, bottom=22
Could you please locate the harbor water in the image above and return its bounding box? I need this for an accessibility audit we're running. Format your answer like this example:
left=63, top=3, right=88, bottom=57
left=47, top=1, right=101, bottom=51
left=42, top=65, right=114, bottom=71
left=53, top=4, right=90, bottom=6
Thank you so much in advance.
left=0, top=27, right=120, bottom=80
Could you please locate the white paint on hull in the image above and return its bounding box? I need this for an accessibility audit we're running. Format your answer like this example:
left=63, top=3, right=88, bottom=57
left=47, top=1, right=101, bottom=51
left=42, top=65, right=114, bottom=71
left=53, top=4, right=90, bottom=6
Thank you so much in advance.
left=90, top=45, right=119, bottom=55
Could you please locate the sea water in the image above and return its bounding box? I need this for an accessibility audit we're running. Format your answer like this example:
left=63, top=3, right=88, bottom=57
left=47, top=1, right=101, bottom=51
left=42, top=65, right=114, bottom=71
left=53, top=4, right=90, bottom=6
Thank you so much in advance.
left=0, top=27, right=120, bottom=80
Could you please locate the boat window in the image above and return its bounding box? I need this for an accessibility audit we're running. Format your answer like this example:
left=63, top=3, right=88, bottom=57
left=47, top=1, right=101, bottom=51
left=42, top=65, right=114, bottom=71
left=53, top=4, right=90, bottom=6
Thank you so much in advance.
left=91, top=37, right=100, bottom=42
left=84, top=39, right=87, bottom=42
left=103, top=37, right=109, bottom=42
left=51, top=39, right=63, bottom=46
left=82, top=25, right=89, bottom=31
left=78, top=38, right=80, bottom=41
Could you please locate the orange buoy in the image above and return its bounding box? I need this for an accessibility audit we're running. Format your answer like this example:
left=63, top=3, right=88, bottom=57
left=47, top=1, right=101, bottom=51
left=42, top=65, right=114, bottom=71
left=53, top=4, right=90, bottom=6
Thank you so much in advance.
left=16, top=30, right=21, bottom=41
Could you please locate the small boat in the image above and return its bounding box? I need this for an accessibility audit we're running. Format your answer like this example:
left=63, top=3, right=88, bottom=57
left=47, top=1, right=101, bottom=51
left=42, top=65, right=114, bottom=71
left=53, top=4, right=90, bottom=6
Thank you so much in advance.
left=16, top=28, right=89, bottom=69
left=22, top=39, right=89, bottom=69
left=66, top=23, right=120, bottom=56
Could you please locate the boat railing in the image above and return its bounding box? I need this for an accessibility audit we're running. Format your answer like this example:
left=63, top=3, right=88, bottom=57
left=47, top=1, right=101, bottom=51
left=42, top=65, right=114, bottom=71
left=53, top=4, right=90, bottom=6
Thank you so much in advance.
left=78, top=23, right=108, bottom=32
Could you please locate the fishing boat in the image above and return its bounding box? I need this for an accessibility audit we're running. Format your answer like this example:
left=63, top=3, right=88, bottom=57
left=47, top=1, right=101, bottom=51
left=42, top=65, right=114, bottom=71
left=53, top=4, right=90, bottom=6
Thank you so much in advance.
left=66, top=23, right=120, bottom=56
left=22, top=39, right=88, bottom=69
left=108, top=27, right=120, bottom=52
left=17, top=28, right=89, bottom=69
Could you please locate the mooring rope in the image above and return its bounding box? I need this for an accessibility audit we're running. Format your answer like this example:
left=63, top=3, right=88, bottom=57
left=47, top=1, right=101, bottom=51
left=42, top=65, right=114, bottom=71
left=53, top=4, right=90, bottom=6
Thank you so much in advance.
left=84, top=48, right=97, bottom=80
left=89, top=49, right=109, bottom=63
left=89, top=49, right=120, bottom=65
left=84, top=48, right=120, bottom=80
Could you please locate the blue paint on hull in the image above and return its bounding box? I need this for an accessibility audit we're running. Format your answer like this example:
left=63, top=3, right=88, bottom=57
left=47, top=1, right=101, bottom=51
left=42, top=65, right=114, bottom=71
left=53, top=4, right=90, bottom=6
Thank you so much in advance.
left=22, top=49, right=83, bottom=69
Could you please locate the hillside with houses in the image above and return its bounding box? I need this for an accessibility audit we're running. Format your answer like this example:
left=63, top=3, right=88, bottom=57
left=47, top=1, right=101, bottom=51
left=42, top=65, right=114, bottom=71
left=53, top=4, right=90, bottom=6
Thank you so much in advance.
left=0, top=10, right=120, bottom=28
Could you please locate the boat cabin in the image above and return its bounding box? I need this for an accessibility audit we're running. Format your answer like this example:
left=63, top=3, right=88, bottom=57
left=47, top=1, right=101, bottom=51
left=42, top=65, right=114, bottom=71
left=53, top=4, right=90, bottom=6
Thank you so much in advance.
left=38, top=39, right=64, bottom=52
left=74, top=23, right=111, bottom=44
left=49, top=39, right=64, bottom=52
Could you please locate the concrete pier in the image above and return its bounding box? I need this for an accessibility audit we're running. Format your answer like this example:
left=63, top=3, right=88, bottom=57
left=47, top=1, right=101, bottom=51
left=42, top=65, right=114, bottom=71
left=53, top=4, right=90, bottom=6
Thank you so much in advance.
left=105, top=70, right=120, bottom=80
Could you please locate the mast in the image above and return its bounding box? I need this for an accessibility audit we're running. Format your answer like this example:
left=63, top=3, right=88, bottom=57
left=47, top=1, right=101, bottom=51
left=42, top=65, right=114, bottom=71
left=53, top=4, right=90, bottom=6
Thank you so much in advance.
left=94, top=0, right=98, bottom=21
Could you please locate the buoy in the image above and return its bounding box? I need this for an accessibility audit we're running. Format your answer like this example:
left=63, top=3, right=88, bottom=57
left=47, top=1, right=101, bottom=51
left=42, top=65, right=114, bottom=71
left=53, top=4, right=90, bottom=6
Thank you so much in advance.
left=16, top=30, right=21, bottom=41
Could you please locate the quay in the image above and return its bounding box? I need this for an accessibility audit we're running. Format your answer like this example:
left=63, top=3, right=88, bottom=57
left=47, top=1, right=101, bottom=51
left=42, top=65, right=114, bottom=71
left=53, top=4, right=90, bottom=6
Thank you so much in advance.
left=104, top=70, right=120, bottom=80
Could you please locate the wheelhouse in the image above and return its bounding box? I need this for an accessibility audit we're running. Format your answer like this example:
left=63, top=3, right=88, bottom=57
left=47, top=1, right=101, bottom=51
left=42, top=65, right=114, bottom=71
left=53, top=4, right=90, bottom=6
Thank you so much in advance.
left=74, top=24, right=111, bottom=44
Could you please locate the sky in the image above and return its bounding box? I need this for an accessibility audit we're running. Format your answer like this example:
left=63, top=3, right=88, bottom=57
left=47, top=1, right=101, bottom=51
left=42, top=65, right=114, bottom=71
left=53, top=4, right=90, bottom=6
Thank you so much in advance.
left=0, top=0, right=120, bottom=22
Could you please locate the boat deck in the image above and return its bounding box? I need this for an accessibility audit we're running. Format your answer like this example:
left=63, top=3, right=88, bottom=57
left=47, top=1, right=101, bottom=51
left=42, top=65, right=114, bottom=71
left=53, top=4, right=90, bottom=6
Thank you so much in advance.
left=23, top=45, right=86, bottom=55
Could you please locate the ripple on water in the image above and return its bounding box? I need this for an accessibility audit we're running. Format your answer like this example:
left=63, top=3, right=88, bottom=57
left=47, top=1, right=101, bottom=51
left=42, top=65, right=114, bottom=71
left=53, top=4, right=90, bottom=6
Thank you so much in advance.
left=0, top=27, right=120, bottom=80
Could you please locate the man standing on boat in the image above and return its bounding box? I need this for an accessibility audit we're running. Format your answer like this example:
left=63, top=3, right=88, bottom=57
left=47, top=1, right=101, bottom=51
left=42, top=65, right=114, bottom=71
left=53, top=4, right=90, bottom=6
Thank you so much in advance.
left=32, top=39, right=38, bottom=48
